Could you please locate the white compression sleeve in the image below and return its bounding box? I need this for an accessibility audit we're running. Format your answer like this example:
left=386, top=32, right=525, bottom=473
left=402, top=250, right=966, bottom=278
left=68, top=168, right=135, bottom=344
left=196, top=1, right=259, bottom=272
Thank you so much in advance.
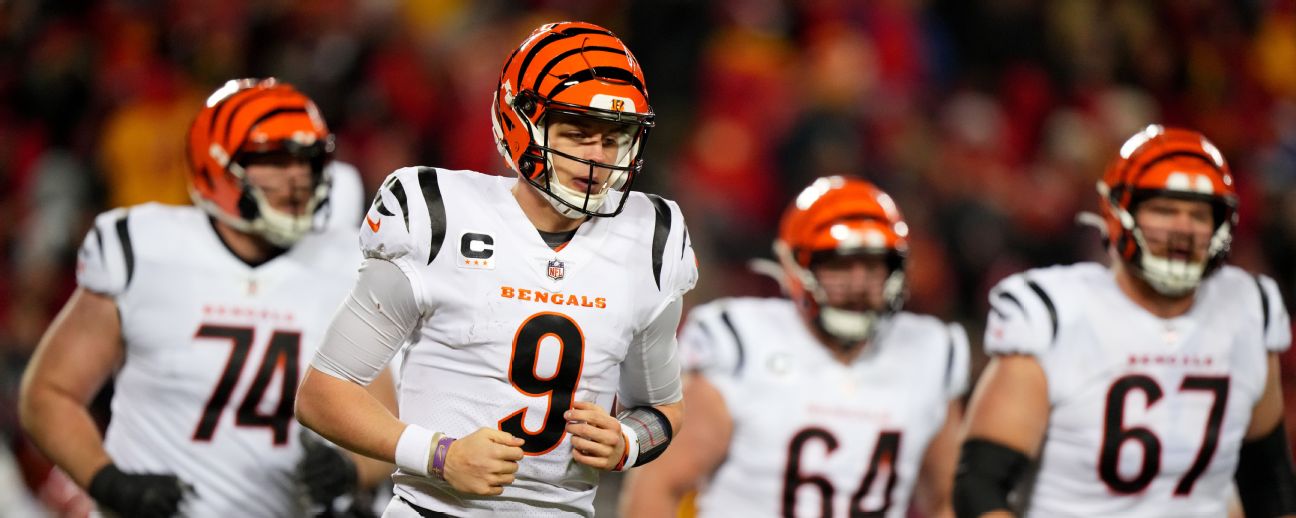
left=618, top=297, right=685, bottom=408
left=311, top=258, right=422, bottom=385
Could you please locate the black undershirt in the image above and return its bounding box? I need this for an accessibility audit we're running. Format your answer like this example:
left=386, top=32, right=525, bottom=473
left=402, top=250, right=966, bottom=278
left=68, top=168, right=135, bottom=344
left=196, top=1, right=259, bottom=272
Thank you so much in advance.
left=537, top=229, right=577, bottom=250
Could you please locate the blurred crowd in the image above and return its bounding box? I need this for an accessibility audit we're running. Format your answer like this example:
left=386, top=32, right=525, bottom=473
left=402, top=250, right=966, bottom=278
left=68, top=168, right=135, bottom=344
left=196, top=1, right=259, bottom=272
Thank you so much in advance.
left=5, top=0, right=1296, bottom=512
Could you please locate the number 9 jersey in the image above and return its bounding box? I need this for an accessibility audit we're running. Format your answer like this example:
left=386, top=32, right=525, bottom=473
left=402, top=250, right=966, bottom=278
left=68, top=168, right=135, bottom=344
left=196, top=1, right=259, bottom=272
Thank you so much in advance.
left=359, top=167, right=698, bottom=516
left=984, top=262, right=1290, bottom=517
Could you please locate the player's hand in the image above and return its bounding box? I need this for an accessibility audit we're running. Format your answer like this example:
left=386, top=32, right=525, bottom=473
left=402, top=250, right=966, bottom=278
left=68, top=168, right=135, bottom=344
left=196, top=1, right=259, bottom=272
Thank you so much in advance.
left=87, top=463, right=193, bottom=518
left=297, top=431, right=358, bottom=510
left=442, top=428, right=525, bottom=496
left=565, top=401, right=627, bottom=471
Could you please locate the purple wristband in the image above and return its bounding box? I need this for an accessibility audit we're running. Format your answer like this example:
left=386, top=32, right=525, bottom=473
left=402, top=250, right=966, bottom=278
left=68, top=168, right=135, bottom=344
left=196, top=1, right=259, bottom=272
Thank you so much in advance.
left=430, top=435, right=455, bottom=480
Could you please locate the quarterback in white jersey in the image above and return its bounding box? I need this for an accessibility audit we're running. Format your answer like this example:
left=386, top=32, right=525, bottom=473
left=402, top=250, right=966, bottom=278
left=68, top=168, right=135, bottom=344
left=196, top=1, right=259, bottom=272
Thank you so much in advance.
left=955, top=126, right=1296, bottom=518
left=622, top=177, right=967, bottom=518
left=297, top=21, right=697, bottom=518
left=19, top=79, right=395, bottom=517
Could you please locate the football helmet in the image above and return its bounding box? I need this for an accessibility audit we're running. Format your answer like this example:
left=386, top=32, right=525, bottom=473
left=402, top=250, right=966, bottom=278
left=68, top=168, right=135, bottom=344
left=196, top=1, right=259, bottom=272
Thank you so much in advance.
left=491, top=21, right=654, bottom=218
left=775, top=176, right=909, bottom=345
left=1098, top=124, right=1237, bottom=296
left=187, top=78, right=334, bottom=247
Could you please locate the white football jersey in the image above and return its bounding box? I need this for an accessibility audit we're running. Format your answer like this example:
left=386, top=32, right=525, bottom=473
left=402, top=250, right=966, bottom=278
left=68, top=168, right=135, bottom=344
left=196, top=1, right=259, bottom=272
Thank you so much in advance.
left=359, top=167, right=698, bottom=517
left=983, top=262, right=1291, bottom=518
left=682, top=298, right=969, bottom=518
left=76, top=203, right=361, bottom=517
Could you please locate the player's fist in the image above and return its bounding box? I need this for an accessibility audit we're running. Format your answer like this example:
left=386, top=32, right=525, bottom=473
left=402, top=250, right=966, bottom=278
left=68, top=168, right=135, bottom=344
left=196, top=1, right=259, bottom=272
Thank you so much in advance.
left=565, top=401, right=627, bottom=471
left=87, top=463, right=192, bottom=518
left=443, top=428, right=525, bottom=496
left=296, top=431, right=358, bottom=510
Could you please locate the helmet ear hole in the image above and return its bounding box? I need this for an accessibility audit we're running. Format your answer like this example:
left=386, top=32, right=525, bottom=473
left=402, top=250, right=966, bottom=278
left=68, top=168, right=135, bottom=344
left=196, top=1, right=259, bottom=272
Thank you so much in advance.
left=518, top=155, right=539, bottom=178
left=237, top=189, right=260, bottom=221
left=514, top=91, right=537, bottom=118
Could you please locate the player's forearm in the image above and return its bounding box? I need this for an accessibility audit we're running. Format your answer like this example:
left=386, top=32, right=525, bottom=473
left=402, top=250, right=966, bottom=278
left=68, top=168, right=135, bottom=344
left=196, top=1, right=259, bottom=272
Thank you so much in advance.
left=349, top=367, right=398, bottom=488
left=652, top=399, right=684, bottom=437
left=296, top=367, right=404, bottom=464
left=17, top=383, right=112, bottom=488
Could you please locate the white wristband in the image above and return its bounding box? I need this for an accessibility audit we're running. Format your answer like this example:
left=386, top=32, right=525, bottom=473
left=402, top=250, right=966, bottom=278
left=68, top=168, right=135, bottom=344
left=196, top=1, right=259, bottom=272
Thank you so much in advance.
left=617, top=421, right=641, bottom=471
left=395, top=424, right=435, bottom=477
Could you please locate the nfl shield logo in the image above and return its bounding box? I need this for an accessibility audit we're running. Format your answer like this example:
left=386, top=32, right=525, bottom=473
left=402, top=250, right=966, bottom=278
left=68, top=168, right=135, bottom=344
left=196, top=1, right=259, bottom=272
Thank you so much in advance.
left=547, top=259, right=565, bottom=281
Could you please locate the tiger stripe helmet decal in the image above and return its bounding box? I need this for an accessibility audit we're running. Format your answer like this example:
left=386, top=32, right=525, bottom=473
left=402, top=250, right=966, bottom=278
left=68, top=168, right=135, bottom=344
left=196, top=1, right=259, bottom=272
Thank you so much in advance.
left=491, top=21, right=654, bottom=218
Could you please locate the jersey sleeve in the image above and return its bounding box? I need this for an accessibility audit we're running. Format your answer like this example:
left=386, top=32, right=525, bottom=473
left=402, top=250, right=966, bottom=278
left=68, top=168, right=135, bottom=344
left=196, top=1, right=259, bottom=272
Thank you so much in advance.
left=358, top=166, right=447, bottom=313
left=677, top=300, right=745, bottom=378
left=644, top=196, right=699, bottom=323
left=944, top=322, right=971, bottom=400
left=983, top=272, right=1059, bottom=357
left=76, top=207, right=134, bottom=297
left=1255, top=274, right=1291, bottom=352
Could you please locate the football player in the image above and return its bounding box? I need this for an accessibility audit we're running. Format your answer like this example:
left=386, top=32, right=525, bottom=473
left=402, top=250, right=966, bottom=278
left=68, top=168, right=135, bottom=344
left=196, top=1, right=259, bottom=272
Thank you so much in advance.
left=18, top=78, right=396, bottom=517
left=954, top=125, right=1296, bottom=517
left=295, top=21, right=698, bottom=517
left=620, top=176, right=967, bottom=518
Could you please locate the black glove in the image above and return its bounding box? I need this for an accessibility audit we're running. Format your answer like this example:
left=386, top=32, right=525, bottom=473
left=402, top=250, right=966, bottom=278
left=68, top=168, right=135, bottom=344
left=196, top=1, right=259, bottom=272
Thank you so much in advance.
left=298, top=432, right=359, bottom=510
left=87, top=463, right=190, bottom=518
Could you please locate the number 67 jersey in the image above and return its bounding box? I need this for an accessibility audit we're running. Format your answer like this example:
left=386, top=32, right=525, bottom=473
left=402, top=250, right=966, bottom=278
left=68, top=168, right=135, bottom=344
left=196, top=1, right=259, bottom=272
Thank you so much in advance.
left=984, top=262, right=1291, bottom=517
left=360, top=167, right=698, bottom=516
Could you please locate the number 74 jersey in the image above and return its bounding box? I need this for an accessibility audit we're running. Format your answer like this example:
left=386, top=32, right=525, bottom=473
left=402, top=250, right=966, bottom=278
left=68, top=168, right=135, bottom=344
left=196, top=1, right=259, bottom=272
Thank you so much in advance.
left=75, top=203, right=362, bottom=516
left=360, top=168, right=698, bottom=516
left=984, top=262, right=1291, bottom=517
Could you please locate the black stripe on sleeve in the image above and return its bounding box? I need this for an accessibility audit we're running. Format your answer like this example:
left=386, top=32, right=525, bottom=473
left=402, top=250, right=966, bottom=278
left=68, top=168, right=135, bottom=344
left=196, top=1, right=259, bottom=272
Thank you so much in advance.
left=1255, top=275, right=1271, bottom=334
left=373, top=176, right=398, bottom=217
left=995, top=290, right=1026, bottom=314
left=646, top=194, right=671, bottom=289
left=392, top=177, right=411, bottom=230
left=114, top=212, right=135, bottom=288
left=1024, top=279, right=1058, bottom=344
left=718, top=309, right=746, bottom=377
left=416, top=167, right=447, bottom=265
left=944, top=326, right=956, bottom=390
left=989, top=305, right=1006, bottom=319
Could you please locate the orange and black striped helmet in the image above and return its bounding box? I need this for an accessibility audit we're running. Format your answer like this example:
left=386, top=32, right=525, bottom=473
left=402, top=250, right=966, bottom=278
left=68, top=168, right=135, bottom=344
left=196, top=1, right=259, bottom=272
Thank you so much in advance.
left=1098, top=125, right=1237, bottom=294
left=775, top=176, right=909, bottom=344
left=491, top=21, right=654, bottom=218
left=187, top=78, right=334, bottom=246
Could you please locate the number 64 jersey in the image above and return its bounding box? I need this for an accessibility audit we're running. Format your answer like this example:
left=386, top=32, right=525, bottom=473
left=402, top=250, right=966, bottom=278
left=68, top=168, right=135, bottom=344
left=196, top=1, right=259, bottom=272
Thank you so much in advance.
left=682, top=298, right=970, bottom=518
left=360, top=167, right=698, bottom=516
left=984, top=262, right=1291, bottom=517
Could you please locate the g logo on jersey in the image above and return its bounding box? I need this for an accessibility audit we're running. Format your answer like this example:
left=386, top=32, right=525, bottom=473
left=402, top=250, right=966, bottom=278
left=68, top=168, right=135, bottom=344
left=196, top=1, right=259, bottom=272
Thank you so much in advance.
left=459, top=231, right=495, bottom=270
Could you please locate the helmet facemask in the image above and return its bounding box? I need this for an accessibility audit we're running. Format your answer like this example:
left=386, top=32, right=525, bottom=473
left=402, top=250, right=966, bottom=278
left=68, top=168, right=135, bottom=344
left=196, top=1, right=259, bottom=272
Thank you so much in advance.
left=1101, top=185, right=1234, bottom=297
left=199, top=138, right=334, bottom=248
left=776, top=240, right=907, bottom=347
left=504, top=92, right=652, bottom=219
